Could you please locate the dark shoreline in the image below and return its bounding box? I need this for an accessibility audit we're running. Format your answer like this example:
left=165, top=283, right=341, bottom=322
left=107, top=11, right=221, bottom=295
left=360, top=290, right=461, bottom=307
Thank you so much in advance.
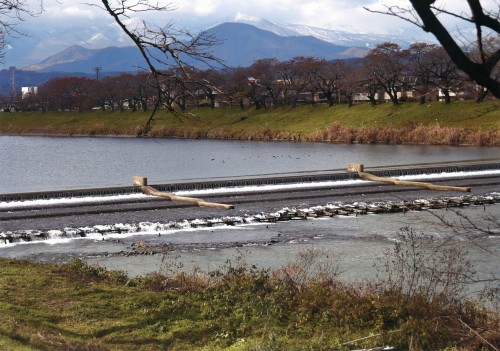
left=1, top=131, right=499, bottom=147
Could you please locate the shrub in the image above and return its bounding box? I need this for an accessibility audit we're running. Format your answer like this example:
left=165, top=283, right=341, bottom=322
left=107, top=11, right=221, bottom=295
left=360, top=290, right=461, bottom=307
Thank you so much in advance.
left=58, top=259, right=128, bottom=285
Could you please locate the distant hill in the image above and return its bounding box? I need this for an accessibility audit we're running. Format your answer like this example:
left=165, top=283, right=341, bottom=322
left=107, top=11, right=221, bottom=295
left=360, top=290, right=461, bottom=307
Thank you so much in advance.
left=22, top=22, right=368, bottom=73
left=23, top=46, right=147, bottom=73
left=204, top=22, right=366, bottom=67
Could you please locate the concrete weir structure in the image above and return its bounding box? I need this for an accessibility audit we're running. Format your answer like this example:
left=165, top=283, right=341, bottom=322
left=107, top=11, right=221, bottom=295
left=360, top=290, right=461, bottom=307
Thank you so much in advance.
left=1, top=159, right=500, bottom=203
left=1, top=159, right=500, bottom=244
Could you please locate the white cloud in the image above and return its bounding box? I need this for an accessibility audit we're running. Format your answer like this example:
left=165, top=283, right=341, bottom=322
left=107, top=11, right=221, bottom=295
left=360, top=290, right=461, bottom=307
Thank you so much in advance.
left=24, top=0, right=107, bottom=27
left=26, top=0, right=488, bottom=35
left=163, top=0, right=416, bottom=34
left=62, top=6, right=95, bottom=17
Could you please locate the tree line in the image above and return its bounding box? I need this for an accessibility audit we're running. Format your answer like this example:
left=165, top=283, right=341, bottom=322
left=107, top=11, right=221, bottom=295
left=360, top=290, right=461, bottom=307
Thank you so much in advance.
left=14, top=41, right=498, bottom=113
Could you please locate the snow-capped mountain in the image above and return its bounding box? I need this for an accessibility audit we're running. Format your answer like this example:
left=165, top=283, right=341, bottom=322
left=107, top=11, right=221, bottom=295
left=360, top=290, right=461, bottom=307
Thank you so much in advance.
left=3, top=13, right=436, bottom=69
left=2, top=19, right=134, bottom=68
left=229, top=13, right=431, bottom=48
left=21, top=22, right=366, bottom=73
left=3, top=13, right=437, bottom=72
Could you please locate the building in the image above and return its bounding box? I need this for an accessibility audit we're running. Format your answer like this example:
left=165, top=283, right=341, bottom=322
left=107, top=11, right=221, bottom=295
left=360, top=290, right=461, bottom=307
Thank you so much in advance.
left=21, top=86, right=38, bottom=98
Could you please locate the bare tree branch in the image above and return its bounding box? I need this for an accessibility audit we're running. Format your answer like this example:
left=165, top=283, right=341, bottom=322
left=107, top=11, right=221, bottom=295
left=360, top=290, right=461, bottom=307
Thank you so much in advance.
left=95, top=0, right=223, bottom=135
left=0, top=0, right=43, bottom=62
left=367, top=1, right=500, bottom=98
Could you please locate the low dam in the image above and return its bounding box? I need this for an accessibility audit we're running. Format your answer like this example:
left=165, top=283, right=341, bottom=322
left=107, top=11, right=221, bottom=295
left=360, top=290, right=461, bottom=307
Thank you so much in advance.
left=1, top=159, right=499, bottom=203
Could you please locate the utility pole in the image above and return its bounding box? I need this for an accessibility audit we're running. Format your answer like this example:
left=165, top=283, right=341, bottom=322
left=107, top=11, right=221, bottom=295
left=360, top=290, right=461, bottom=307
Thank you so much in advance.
left=93, top=66, right=102, bottom=81
left=9, top=66, right=17, bottom=100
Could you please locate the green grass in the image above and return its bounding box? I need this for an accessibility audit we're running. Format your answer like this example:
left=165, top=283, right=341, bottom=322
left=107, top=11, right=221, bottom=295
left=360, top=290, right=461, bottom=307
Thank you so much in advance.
left=0, top=238, right=499, bottom=351
left=0, top=100, right=498, bottom=145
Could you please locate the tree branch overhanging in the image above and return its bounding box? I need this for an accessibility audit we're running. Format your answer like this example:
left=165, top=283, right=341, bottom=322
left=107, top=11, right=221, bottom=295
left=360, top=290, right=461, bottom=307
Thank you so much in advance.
left=0, top=0, right=43, bottom=62
left=98, top=0, right=224, bottom=135
left=366, top=1, right=500, bottom=99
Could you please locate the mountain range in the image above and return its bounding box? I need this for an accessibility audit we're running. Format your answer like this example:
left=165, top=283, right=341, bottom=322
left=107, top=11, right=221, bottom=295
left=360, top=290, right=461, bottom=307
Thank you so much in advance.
left=0, top=15, right=435, bottom=93
left=20, top=22, right=372, bottom=73
left=7, top=13, right=432, bottom=73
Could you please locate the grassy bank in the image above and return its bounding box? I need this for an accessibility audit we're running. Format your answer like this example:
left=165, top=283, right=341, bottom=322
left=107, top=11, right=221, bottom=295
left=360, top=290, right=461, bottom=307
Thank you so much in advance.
left=1, top=231, right=499, bottom=351
left=0, top=100, right=499, bottom=145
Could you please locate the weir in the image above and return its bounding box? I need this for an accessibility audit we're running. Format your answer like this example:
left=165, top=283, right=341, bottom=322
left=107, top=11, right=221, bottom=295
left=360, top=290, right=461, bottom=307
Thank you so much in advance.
left=2, top=193, right=500, bottom=245
left=1, top=159, right=499, bottom=202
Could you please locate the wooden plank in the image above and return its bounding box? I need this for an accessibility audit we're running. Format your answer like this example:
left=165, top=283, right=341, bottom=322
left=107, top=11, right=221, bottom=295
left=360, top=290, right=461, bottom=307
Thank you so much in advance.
left=357, top=171, right=471, bottom=193
left=141, top=185, right=234, bottom=209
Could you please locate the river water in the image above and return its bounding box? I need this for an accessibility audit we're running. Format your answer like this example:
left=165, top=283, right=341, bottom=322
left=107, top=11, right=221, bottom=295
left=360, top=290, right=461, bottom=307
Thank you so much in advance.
left=1, top=136, right=498, bottom=193
left=1, top=203, right=499, bottom=289
left=0, top=136, right=499, bottom=291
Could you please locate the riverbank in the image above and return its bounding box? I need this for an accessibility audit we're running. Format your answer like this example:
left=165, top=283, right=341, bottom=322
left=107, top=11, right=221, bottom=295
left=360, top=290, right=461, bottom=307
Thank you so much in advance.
left=1, top=239, right=499, bottom=351
left=1, top=101, right=499, bottom=145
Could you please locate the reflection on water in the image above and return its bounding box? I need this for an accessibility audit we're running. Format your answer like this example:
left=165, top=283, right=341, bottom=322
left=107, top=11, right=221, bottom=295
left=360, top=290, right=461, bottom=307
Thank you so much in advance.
left=1, top=136, right=498, bottom=193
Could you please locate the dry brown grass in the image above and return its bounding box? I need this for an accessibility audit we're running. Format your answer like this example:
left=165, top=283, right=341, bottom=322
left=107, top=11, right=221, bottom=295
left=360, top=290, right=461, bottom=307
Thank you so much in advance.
left=317, top=123, right=500, bottom=146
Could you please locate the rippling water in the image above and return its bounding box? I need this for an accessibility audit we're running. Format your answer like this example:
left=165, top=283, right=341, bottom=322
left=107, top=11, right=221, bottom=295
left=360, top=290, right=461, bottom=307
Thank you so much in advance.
left=2, top=202, right=498, bottom=287
left=1, top=136, right=498, bottom=193
left=1, top=136, right=498, bottom=290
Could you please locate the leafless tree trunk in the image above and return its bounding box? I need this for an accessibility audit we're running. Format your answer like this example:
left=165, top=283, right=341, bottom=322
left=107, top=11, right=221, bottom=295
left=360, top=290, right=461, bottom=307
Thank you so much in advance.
left=366, top=1, right=500, bottom=99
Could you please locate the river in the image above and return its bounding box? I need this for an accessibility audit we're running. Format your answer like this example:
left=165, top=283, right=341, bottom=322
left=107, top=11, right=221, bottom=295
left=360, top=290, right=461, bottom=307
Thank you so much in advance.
left=0, top=136, right=499, bottom=292
left=1, top=136, right=498, bottom=193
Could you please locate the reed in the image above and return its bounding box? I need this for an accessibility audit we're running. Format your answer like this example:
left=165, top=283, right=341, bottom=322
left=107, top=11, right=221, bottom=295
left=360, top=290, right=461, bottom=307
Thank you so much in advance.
left=0, top=101, right=498, bottom=145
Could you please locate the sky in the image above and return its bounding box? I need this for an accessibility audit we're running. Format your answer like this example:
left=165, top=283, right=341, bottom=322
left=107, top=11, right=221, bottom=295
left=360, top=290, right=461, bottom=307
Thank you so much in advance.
left=3, top=0, right=496, bottom=68
left=19, top=0, right=436, bottom=34
left=26, top=0, right=496, bottom=33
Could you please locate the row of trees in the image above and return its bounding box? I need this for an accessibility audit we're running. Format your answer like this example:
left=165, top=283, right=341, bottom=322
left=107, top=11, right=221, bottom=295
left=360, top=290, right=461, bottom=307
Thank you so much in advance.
left=15, top=41, right=496, bottom=113
left=1, top=1, right=499, bottom=105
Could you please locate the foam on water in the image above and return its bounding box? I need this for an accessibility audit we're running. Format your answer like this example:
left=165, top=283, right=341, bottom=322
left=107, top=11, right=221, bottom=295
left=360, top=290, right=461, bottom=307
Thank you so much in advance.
left=1, top=170, right=499, bottom=248
left=0, top=193, right=152, bottom=210
left=2, top=169, right=499, bottom=211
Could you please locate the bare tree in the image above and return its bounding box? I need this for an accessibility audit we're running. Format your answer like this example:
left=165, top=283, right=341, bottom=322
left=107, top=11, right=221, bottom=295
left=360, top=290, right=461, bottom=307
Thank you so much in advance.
left=427, top=46, right=462, bottom=103
left=277, top=56, right=317, bottom=108
left=337, top=60, right=363, bottom=107
left=313, top=59, right=341, bottom=107
left=364, top=42, right=409, bottom=105
left=366, top=1, right=500, bottom=99
left=248, top=58, right=283, bottom=108
left=222, top=67, right=251, bottom=109
left=96, top=0, right=223, bottom=134
left=407, top=42, right=439, bottom=104
left=192, top=69, right=225, bottom=109
left=0, top=0, right=42, bottom=62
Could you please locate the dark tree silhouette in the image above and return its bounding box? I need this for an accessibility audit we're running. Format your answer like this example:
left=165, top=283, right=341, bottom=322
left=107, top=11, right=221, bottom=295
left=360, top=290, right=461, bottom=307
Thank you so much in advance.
left=366, top=1, right=500, bottom=99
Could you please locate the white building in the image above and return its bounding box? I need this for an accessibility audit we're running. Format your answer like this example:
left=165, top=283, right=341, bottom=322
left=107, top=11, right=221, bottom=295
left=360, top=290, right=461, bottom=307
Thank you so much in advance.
left=21, top=86, right=38, bottom=98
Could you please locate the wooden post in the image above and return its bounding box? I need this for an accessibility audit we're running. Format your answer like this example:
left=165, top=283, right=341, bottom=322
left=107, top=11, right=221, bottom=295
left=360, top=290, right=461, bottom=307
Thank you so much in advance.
left=133, top=176, right=147, bottom=186
left=348, top=163, right=364, bottom=173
